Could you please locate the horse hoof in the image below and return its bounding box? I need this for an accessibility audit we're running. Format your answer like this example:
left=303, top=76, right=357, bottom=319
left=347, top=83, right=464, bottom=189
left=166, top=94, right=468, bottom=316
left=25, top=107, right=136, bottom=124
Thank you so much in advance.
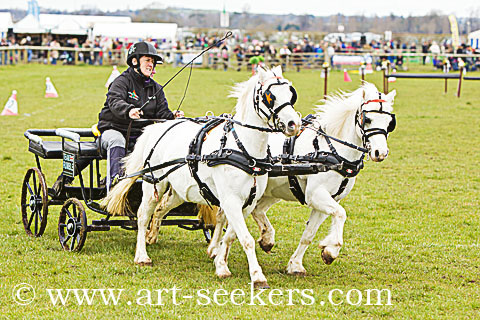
left=258, top=240, right=274, bottom=253
left=217, top=271, right=232, bottom=279
left=136, top=261, right=153, bottom=267
left=146, top=235, right=157, bottom=245
left=254, top=281, right=270, bottom=289
left=321, top=249, right=335, bottom=265
left=291, top=270, right=307, bottom=277
left=207, top=248, right=218, bottom=259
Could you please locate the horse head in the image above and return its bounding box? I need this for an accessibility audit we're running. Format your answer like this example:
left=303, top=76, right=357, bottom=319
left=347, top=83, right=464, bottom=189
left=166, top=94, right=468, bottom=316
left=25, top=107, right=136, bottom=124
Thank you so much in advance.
left=356, top=86, right=396, bottom=162
left=254, top=66, right=301, bottom=136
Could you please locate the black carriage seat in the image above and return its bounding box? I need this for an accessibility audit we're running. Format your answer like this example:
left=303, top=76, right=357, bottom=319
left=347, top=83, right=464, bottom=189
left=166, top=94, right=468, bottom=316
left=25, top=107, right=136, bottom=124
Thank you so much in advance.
left=63, top=141, right=101, bottom=159
left=25, top=129, right=101, bottom=160
left=28, top=140, right=63, bottom=159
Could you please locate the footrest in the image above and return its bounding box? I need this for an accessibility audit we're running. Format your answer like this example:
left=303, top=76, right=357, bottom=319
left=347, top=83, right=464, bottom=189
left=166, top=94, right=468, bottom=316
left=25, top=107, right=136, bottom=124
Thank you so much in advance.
left=87, top=225, right=111, bottom=232
left=91, top=219, right=137, bottom=227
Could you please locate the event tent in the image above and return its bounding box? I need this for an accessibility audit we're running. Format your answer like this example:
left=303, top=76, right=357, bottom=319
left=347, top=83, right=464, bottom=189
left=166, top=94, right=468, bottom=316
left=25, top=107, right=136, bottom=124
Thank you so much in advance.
left=0, top=12, right=13, bottom=33
left=92, top=22, right=178, bottom=42
left=14, top=14, right=131, bottom=35
left=13, top=14, right=43, bottom=34
left=468, top=29, right=480, bottom=50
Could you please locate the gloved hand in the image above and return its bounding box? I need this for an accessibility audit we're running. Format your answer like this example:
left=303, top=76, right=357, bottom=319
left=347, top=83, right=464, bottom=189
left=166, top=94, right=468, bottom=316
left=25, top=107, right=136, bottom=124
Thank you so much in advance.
left=174, top=110, right=185, bottom=118
left=129, top=108, right=143, bottom=119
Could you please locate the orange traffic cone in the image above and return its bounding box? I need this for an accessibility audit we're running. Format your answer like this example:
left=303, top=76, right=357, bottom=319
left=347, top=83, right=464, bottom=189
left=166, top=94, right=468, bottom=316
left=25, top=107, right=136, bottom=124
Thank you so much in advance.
left=105, top=66, right=121, bottom=88
left=45, top=77, right=58, bottom=98
left=343, top=69, right=352, bottom=82
left=1, top=90, right=18, bottom=116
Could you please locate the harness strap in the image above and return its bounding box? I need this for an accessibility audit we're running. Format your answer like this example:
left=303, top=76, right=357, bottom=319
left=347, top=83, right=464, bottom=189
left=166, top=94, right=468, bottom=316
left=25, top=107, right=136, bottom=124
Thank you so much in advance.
left=332, top=178, right=349, bottom=199
left=243, top=177, right=257, bottom=209
left=143, top=162, right=187, bottom=185
left=187, top=118, right=226, bottom=208
left=144, top=120, right=187, bottom=167
left=189, top=163, right=220, bottom=208
left=284, top=115, right=365, bottom=204
left=230, top=125, right=252, bottom=160
left=122, top=158, right=186, bottom=180
left=283, top=134, right=307, bottom=205
left=288, top=176, right=306, bottom=205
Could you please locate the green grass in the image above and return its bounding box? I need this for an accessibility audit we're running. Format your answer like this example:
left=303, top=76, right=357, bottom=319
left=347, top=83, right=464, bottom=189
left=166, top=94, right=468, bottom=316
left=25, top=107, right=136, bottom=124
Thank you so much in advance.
left=0, top=64, right=479, bottom=319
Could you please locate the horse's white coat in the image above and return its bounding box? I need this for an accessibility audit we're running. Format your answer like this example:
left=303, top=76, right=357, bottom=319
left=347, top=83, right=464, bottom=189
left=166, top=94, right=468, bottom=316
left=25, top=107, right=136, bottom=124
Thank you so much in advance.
left=208, top=83, right=396, bottom=275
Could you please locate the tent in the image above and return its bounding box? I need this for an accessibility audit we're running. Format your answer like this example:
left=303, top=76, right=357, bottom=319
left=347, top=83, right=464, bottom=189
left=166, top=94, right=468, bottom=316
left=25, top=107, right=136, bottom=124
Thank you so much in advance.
left=0, top=12, right=13, bottom=33
left=13, top=14, right=44, bottom=34
left=468, top=30, right=480, bottom=50
left=14, top=14, right=131, bottom=35
left=92, top=22, right=178, bottom=42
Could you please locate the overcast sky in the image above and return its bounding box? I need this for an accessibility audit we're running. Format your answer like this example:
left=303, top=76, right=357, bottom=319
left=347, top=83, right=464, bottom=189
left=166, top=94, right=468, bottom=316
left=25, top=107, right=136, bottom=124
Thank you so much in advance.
left=1, top=0, right=480, bottom=18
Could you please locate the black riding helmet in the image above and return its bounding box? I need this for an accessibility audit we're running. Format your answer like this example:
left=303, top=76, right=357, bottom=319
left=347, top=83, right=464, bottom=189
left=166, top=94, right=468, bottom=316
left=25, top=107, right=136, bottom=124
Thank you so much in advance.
left=126, top=41, right=163, bottom=68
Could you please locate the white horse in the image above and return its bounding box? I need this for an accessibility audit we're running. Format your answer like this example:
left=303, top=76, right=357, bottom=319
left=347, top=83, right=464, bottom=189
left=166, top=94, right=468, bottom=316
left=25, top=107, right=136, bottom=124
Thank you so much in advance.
left=102, top=66, right=301, bottom=288
left=206, top=82, right=396, bottom=275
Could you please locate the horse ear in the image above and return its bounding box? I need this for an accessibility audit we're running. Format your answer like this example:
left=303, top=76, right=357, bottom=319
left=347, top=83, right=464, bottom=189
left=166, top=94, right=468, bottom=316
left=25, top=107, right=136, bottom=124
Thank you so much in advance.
left=386, top=90, right=396, bottom=102
left=258, top=67, right=268, bottom=82
left=273, top=65, right=283, bottom=78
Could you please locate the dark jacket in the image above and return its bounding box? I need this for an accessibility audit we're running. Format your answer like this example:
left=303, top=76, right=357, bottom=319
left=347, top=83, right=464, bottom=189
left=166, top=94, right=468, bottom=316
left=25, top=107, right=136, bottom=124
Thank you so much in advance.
left=97, top=67, right=174, bottom=136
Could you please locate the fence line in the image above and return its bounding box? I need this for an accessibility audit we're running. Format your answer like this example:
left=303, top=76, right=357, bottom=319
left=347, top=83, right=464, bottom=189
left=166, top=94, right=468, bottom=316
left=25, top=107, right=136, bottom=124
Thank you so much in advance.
left=1, top=46, right=480, bottom=72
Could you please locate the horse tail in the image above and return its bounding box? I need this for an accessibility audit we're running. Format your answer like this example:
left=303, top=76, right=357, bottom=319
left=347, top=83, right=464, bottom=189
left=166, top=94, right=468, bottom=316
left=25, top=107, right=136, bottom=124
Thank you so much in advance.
left=101, top=132, right=148, bottom=215
left=197, top=204, right=218, bottom=227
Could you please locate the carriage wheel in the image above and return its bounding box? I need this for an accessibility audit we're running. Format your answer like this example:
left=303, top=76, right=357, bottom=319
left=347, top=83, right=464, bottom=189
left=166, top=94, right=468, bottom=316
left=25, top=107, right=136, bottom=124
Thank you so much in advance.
left=21, top=168, right=48, bottom=237
left=58, top=198, right=88, bottom=252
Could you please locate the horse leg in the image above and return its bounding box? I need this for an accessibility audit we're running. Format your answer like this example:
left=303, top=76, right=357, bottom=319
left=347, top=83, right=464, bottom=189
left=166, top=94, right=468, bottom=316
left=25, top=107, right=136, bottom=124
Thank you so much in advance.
left=207, top=208, right=226, bottom=259
left=146, top=187, right=184, bottom=245
left=134, top=189, right=159, bottom=266
left=317, top=202, right=347, bottom=265
left=219, top=199, right=269, bottom=289
left=213, top=224, right=236, bottom=278
left=305, top=187, right=346, bottom=265
left=286, top=208, right=328, bottom=275
left=145, top=187, right=182, bottom=244
left=250, top=197, right=279, bottom=253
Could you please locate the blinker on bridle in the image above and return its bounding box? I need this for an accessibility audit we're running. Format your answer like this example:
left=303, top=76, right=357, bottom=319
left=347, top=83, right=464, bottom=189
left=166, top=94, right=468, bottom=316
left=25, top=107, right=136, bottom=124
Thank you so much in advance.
left=253, top=75, right=297, bottom=131
left=356, top=93, right=397, bottom=150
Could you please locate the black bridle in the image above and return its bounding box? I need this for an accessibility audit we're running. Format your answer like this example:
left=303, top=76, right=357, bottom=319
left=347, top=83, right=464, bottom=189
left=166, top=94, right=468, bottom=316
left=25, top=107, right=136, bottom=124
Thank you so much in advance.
left=252, top=76, right=297, bottom=132
left=355, top=93, right=397, bottom=151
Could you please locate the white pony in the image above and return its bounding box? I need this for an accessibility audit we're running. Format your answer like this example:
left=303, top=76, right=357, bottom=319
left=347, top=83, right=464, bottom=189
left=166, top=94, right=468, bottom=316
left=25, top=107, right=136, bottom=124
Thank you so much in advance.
left=102, top=66, right=301, bottom=288
left=206, top=82, right=396, bottom=275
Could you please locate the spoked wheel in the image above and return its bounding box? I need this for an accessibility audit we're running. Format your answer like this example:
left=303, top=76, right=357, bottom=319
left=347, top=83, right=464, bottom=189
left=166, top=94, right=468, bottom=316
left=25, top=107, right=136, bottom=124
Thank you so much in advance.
left=58, top=198, right=88, bottom=252
left=21, top=168, right=48, bottom=237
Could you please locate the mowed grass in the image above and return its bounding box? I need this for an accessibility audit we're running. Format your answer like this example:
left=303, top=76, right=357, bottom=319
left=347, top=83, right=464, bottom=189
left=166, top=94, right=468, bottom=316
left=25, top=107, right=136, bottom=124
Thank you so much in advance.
left=0, top=63, right=479, bottom=319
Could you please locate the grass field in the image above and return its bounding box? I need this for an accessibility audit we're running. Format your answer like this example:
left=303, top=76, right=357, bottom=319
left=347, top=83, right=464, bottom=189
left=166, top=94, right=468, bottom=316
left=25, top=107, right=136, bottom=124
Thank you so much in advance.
left=0, top=64, right=479, bottom=319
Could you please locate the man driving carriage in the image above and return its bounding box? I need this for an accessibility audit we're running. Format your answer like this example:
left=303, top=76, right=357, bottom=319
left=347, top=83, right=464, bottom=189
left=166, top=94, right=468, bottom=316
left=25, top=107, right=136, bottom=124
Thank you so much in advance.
left=53, top=41, right=184, bottom=194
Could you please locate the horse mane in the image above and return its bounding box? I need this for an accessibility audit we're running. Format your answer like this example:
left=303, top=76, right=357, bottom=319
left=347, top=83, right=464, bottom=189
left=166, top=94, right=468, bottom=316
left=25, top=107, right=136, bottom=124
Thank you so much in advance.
left=315, top=82, right=378, bottom=138
left=229, top=74, right=259, bottom=121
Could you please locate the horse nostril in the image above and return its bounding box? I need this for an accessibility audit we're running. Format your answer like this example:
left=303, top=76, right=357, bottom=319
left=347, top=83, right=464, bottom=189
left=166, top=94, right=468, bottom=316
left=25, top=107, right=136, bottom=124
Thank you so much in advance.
left=375, top=150, right=380, bottom=159
left=288, top=121, right=297, bottom=130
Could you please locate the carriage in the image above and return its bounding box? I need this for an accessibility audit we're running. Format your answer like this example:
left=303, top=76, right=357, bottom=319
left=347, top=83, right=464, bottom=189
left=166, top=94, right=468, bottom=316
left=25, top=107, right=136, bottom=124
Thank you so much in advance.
left=21, top=125, right=214, bottom=252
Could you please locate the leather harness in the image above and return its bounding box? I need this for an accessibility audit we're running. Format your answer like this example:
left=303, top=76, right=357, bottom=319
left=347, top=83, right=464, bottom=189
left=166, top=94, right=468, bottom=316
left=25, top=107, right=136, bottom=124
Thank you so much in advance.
left=282, top=116, right=365, bottom=204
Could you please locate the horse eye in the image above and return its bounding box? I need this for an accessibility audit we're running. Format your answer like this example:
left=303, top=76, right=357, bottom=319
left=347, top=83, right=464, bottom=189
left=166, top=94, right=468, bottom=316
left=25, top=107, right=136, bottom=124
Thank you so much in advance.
left=364, top=118, right=372, bottom=124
